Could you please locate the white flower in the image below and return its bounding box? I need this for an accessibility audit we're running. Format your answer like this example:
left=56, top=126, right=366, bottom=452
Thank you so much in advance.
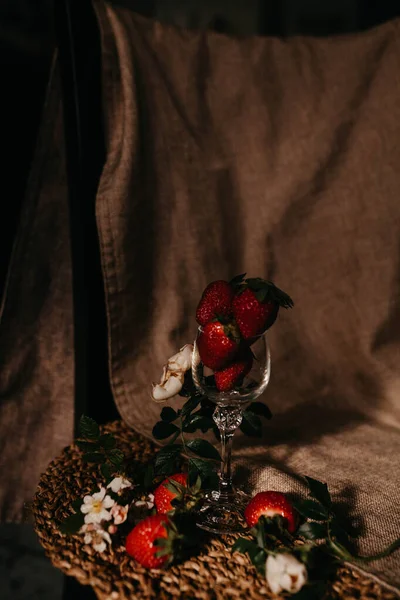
left=266, top=553, right=308, bottom=595
left=152, top=373, right=183, bottom=402
left=107, top=477, right=132, bottom=494
left=151, top=344, right=194, bottom=402
left=80, top=487, right=115, bottom=524
left=110, top=503, right=129, bottom=525
left=166, top=345, right=193, bottom=372
left=80, top=523, right=112, bottom=553
left=134, top=493, right=154, bottom=510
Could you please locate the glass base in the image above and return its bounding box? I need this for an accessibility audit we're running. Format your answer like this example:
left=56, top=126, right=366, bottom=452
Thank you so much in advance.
left=196, top=488, right=251, bottom=534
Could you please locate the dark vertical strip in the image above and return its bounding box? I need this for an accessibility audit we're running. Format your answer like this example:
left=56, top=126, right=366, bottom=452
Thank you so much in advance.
left=55, top=0, right=117, bottom=433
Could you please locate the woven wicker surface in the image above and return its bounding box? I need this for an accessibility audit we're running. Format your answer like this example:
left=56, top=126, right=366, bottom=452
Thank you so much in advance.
left=33, top=421, right=397, bottom=600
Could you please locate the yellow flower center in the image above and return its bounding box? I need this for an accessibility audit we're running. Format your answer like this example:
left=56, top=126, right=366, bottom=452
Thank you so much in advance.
left=92, top=500, right=103, bottom=513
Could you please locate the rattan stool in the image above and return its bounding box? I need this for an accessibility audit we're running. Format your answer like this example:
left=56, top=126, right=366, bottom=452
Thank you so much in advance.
left=32, top=421, right=398, bottom=600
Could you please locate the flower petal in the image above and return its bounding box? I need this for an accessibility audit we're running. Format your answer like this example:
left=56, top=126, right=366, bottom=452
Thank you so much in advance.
left=80, top=504, right=92, bottom=514
left=152, top=374, right=184, bottom=402
left=266, top=553, right=307, bottom=595
left=92, top=487, right=106, bottom=501
left=103, top=495, right=115, bottom=509
left=93, top=540, right=107, bottom=553
left=167, top=345, right=194, bottom=372
left=159, top=366, right=169, bottom=386
left=84, top=512, right=104, bottom=524
left=107, top=478, right=122, bottom=493
left=107, top=477, right=132, bottom=493
left=99, top=509, right=112, bottom=522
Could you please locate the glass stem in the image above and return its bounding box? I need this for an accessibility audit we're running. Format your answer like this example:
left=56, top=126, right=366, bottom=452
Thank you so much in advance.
left=219, top=430, right=235, bottom=492
left=213, top=405, right=243, bottom=497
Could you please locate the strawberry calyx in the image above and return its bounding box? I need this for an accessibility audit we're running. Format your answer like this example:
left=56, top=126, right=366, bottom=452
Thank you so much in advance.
left=154, top=509, right=206, bottom=565
left=153, top=517, right=183, bottom=564
left=213, top=315, right=241, bottom=345
left=229, top=272, right=246, bottom=287
left=164, top=475, right=203, bottom=513
left=236, top=277, right=294, bottom=308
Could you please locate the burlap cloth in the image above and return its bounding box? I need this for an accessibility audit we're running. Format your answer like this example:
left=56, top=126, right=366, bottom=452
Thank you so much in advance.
left=33, top=421, right=399, bottom=599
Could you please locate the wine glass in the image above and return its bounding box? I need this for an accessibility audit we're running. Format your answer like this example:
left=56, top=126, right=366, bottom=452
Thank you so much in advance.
left=191, top=328, right=271, bottom=534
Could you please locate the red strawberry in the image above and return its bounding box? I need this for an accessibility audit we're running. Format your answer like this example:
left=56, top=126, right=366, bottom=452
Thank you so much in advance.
left=154, top=473, right=188, bottom=514
left=197, top=319, right=241, bottom=370
left=244, top=491, right=297, bottom=533
left=214, top=349, right=253, bottom=391
left=232, top=278, right=293, bottom=340
left=125, top=514, right=173, bottom=569
left=196, top=280, right=234, bottom=326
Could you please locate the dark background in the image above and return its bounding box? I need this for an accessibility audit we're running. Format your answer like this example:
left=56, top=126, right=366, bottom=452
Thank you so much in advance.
left=1, top=1, right=400, bottom=599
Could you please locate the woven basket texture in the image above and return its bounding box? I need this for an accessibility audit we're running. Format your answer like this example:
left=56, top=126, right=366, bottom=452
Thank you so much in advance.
left=33, top=421, right=398, bottom=600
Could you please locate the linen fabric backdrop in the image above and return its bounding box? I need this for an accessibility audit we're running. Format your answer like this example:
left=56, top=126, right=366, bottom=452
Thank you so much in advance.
left=1, top=0, right=399, bottom=592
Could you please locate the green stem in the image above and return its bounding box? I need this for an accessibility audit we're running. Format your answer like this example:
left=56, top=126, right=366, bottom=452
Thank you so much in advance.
left=328, top=523, right=400, bottom=564
left=180, top=414, right=187, bottom=454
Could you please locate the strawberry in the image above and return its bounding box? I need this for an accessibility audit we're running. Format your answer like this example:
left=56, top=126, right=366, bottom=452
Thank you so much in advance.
left=125, top=514, right=173, bottom=568
left=154, top=473, right=204, bottom=514
left=197, top=319, right=241, bottom=370
left=196, top=280, right=234, bottom=326
left=214, top=349, right=253, bottom=391
left=154, top=473, right=188, bottom=514
left=232, top=278, right=293, bottom=340
left=244, top=491, right=297, bottom=533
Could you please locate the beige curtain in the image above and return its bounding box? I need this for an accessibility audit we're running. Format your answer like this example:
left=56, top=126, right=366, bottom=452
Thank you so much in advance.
left=94, top=2, right=400, bottom=590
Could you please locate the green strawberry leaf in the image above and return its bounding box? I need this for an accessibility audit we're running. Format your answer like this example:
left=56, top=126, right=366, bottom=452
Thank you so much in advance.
left=82, top=452, right=104, bottom=464
left=107, top=448, right=125, bottom=467
left=304, top=476, right=332, bottom=508
left=179, top=371, right=198, bottom=397
left=188, top=458, right=218, bottom=487
left=152, top=421, right=180, bottom=440
left=143, top=463, right=155, bottom=490
left=294, top=499, right=329, bottom=521
left=329, top=518, right=352, bottom=545
left=161, top=407, right=178, bottom=423
left=298, top=521, right=327, bottom=541
left=232, top=537, right=259, bottom=557
left=183, top=414, right=215, bottom=434
left=240, top=410, right=263, bottom=437
left=246, top=402, right=272, bottom=420
left=186, top=439, right=221, bottom=461
left=99, top=434, right=116, bottom=450
left=100, top=462, right=113, bottom=481
left=232, top=538, right=266, bottom=574
left=154, top=444, right=183, bottom=475
left=79, top=415, right=100, bottom=441
left=181, top=395, right=202, bottom=416
left=76, top=440, right=99, bottom=452
left=59, top=511, right=85, bottom=535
